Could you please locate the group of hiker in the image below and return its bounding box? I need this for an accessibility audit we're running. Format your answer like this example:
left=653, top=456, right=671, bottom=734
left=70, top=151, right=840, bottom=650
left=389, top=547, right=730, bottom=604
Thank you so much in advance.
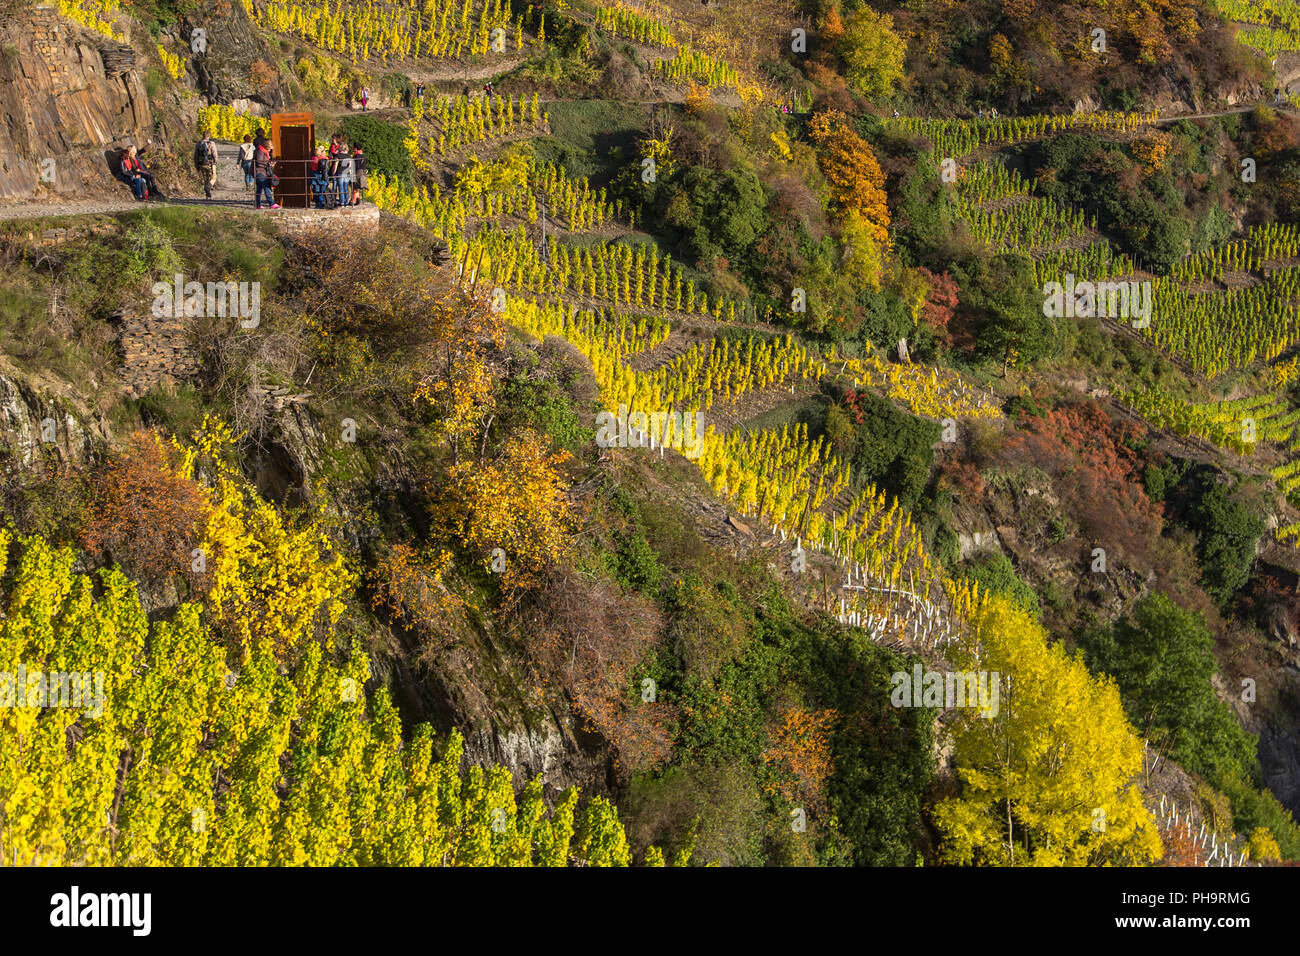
left=205, top=128, right=281, bottom=209
left=226, top=129, right=366, bottom=209
left=120, top=127, right=368, bottom=210
left=306, top=134, right=368, bottom=209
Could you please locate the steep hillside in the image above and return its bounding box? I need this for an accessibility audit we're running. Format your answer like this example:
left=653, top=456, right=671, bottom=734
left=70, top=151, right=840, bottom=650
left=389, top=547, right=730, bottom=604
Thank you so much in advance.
left=3, top=0, right=1300, bottom=874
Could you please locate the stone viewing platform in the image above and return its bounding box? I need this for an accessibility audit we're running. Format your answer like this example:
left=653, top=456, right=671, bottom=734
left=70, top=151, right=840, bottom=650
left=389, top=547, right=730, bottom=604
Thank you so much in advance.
left=264, top=202, right=380, bottom=234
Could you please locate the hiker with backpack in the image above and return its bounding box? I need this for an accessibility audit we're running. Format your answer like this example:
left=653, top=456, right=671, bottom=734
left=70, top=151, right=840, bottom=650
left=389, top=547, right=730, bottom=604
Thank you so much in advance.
left=238, top=135, right=255, bottom=190
left=253, top=138, right=278, bottom=209
left=309, top=146, right=331, bottom=208
left=194, top=133, right=218, bottom=199
left=360, top=87, right=369, bottom=111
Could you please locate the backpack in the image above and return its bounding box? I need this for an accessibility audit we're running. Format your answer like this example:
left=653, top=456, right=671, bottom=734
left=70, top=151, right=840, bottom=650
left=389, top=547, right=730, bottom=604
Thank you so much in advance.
left=194, top=140, right=214, bottom=168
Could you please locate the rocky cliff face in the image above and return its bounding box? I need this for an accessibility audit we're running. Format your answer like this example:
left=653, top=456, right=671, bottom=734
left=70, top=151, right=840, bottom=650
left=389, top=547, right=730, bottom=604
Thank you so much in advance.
left=0, top=369, right=107, bottom=468
left=247, top=397, right=615, bottom=796
left=0, top=6, right=154, bottom=202
left=178, top=0, right=285, bottom=112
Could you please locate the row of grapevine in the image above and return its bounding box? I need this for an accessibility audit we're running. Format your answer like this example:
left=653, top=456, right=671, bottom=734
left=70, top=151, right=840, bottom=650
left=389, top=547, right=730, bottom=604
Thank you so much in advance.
left=156, top=43, right=186, bottom=79
left=1276, top=520, right=1300, bottom=546
left=951, top=159, right=1138, bottom=283
left=696, top=423, right=945, bottom=630
left=370, top=156, right=627, bottom=240
left=592, top=1, right=748, bottom=94
left=657, top=46, right=742, bottom=91
left=958, top=193, right=1091, bottom=253
left=451, top=226, right=742, bottom=317
left=252, top=0, right=522, bottom=63
left=0, top=528, right=657, bottom=866
left=1141, top=268, right=1300, bottom=377
left=505, top=298, right=819, bottom=413
left=955, top=160, right=1094, bottom=253
left=56, top=0, right=126, bottom=41
left=955, top=160, right=1031, bottom=204
left=198, top=104, right=267, bottom=142
left=1115, top=386, right=1299, bottom=454
left=536, top=162, right=618, bottom=231
left=1213, top=0, right=1300, bottom=55
left=420, top=92, right=545, bottom=156
left=1031, top=242, right=1137, bottom=287
left=1169, top=223, right=1300, bottom=283
left=829, top=351, right=1001, bottom=421
left=504, top=297, right=967, bottom=650
left=887, top=110, right=1158, bottom=160
left=593, top=2, right=676, bottom=48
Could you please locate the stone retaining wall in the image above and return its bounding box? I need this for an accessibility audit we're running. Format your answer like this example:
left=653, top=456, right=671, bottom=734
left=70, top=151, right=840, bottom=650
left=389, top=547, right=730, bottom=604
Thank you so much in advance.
left=268, top=203, right=380, bottom=234
left=108, top=203, right=379, bottom=394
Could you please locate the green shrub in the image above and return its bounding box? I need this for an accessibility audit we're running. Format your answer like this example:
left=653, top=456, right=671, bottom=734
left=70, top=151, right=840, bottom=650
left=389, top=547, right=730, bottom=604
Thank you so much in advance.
left=340, top=114, right=415, bottom=186
left=1078, top=593, right=1257, bottom=785
left=962, top=551, right=1040, bottom=619
left=841, top=390, right=939, bottom=509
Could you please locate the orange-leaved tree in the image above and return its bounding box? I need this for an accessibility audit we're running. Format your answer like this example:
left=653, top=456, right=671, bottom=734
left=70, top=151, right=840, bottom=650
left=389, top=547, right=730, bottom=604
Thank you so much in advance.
left=762, top=707, right=838, bottom=817
left=806, top=109, right=890, bottom=246
left=81, top=430, right=209, bottom=584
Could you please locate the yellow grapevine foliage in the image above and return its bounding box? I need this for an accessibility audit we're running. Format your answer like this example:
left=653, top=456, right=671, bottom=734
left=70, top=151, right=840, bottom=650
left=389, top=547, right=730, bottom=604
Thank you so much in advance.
left=174, top=416, right=354, bottom=663
left=0, top=530, right=661, bottom=866
left=198, top=104, right=266, bottom=142
left=56, top=0, right=125, bottom=42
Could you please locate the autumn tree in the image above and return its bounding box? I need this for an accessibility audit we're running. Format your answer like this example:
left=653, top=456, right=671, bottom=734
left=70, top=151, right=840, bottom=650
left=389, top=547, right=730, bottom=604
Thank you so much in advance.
left=370, top=543, right=466, bottom=663
left=443, top=429, right=573, bottom=589
left=932, top=594, right=1164, bottom=866
left=413, top=288, right=505, bottom=459
left=916, top=267, right=960, bottom=332
left=840, top=209, right=885, bottom=291
left=1248, top=827, right=1282, bottom=863
left=81, top=430, right=209, bottom=584
left=762, top=708, right=838, bottom=817
left=806, top=110, right=890, bottom=245
left=292, top=238, right=505, bottom=460
left=838, top=6, right=906, bottom=100
left=516, top=563, right=673, bottom=775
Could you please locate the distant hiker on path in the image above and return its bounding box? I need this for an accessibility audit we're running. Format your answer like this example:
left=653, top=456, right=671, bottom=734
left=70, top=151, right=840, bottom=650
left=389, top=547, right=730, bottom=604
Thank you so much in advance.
left=360, top=87, right=369, bottom=111
left=416, top=83, right=425, bottom=99
left=1276, top=86, right=1283, bottom=104
left=238, top=135, right=255, bottom=190
left=194, top=132, right=217, bottom=199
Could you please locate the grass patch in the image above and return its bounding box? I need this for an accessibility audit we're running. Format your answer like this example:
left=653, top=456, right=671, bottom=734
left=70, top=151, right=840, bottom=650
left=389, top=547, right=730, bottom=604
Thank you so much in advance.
left=530, top=99, right=647, bottom=185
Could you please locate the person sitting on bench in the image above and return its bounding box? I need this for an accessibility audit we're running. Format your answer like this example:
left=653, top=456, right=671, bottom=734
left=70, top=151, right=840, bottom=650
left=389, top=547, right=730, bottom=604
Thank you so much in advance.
left=118, top=142, right=160, bottom=200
